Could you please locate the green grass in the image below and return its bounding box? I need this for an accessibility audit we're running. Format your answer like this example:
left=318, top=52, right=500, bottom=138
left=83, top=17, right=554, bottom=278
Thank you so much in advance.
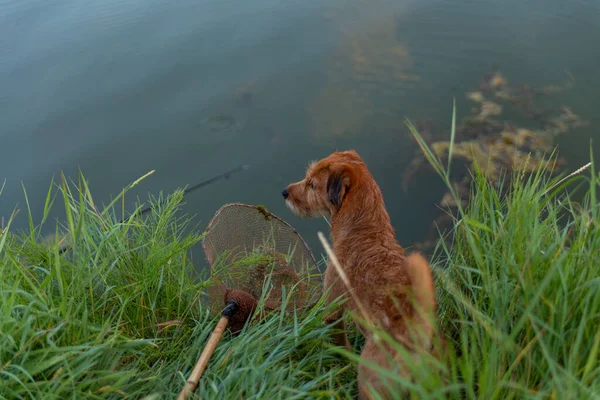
left=1, top=107, right=599, bottom=399
left=401, top=106, right=600, bottom=399
left=0, top=173, right=360, bottom=399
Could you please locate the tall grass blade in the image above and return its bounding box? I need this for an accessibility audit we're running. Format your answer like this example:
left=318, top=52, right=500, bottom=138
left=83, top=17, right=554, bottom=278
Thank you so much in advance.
left=446, top=98, right=456, bottom=177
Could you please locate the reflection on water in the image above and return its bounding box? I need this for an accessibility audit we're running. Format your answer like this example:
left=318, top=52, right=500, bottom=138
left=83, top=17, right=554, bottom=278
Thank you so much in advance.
left=1, top=0, right=599, bottom=263
left=309, top=17, right=419, bottom=140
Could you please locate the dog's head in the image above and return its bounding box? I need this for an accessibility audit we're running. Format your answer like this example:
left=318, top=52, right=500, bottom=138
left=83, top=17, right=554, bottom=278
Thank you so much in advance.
left=282, top=150, right=364, bottom=218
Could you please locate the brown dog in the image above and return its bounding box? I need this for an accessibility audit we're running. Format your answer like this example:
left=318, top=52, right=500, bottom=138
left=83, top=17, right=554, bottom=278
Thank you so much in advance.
left=282, top=150, right=438, bottom=399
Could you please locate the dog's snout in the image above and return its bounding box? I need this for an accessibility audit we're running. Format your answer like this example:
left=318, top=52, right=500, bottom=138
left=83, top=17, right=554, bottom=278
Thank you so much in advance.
left=281, top=188, right=289, bottom=199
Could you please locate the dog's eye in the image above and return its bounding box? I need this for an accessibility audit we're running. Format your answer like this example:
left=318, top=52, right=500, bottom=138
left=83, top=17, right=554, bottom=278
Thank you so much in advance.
left=307, top=180, right=315, bottom=189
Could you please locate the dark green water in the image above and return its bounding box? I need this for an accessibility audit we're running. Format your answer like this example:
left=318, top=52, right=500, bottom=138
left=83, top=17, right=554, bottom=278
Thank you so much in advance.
left=1, top=0, right=599, bottom=264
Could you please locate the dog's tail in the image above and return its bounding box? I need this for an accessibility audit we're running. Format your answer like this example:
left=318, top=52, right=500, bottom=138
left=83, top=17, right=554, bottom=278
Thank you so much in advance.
left=404, top=252, right=437, bottom=349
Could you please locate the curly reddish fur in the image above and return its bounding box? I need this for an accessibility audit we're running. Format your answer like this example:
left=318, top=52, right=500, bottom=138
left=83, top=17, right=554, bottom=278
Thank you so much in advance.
left=283, top=150, right=438, bottom=399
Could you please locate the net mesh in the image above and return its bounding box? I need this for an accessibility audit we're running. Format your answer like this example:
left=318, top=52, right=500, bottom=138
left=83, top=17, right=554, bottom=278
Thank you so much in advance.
left=202, top=203, right=322, bottom=313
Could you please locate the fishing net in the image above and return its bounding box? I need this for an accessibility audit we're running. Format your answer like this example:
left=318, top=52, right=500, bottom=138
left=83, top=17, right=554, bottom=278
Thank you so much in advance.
left=203, top=203, right=322, bottom=313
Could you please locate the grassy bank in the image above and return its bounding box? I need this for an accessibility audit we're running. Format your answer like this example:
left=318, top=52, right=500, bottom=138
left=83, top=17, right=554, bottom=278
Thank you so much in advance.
left=0, top=174, right=356, bottom=399
left=1, top=132, right=599, bottom=399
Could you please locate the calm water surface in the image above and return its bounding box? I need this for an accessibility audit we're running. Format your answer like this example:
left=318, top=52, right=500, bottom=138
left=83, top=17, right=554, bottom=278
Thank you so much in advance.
left=1, top=0, right=599, bottom=265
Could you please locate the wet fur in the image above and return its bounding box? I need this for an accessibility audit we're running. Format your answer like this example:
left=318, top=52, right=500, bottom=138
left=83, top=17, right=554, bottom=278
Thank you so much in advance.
left=284, top=150, right=438, bottom=399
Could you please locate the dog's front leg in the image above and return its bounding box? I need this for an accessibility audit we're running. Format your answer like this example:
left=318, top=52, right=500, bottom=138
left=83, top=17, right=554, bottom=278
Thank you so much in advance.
left=323, top=262, right=351, bottom=350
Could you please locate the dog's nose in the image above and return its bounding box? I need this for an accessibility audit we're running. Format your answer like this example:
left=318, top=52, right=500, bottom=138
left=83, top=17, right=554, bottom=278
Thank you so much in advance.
left=281, top=188, right=289, bottom=199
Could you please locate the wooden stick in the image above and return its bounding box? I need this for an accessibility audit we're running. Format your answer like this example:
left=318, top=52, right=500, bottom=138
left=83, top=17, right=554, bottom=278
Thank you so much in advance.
left=178, top=316, right=228, bottom=400
left=178, top=302, right=237, bottom=400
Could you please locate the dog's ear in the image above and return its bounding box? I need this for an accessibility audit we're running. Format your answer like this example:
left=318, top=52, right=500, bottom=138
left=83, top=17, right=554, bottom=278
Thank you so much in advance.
left=327, top=163, right=353, bottom=207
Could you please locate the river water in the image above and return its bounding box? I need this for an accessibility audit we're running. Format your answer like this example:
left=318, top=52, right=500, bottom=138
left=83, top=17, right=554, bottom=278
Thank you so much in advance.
left=1, top=0, right=599, bottom=264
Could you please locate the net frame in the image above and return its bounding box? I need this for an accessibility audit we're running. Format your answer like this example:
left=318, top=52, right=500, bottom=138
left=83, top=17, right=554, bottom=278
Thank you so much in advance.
left=202, top=203, right=322, bottom=314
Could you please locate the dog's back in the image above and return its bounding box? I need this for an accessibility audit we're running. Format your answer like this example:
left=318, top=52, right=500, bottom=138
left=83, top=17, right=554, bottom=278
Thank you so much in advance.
left=343, top=244, right=436, bottom=347
left=358, top=251, right=437, bottom=399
